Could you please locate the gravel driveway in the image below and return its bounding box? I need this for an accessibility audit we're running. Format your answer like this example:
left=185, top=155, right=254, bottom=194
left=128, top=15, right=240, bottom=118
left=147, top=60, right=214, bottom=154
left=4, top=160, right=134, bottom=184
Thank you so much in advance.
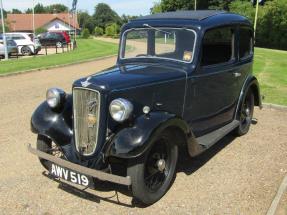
left=0, top=56, right=286, bottom=215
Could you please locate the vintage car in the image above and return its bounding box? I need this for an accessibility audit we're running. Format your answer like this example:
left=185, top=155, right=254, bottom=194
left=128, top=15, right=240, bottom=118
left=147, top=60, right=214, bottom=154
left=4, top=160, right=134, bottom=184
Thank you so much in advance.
left=29, top=10, right=262, bottom=205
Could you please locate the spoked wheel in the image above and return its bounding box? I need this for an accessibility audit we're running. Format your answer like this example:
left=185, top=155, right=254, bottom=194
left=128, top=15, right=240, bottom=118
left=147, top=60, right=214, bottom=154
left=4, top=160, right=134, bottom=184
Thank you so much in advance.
left=235, top=89, right=254, bottom=136
left=127, top=130, right=178, bottom=205
left=36, top=135, right=64, bottom=170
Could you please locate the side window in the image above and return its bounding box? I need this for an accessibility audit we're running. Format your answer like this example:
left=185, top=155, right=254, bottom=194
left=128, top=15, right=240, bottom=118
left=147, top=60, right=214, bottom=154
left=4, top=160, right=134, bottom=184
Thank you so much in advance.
left=239, top=28, right=253, bottom=59
left=201, top=27, right=234, bottom=66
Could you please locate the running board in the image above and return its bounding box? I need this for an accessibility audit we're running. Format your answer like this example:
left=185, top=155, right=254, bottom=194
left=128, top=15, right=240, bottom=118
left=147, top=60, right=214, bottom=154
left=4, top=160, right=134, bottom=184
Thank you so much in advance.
left=196, top=120, right=239, bottom=149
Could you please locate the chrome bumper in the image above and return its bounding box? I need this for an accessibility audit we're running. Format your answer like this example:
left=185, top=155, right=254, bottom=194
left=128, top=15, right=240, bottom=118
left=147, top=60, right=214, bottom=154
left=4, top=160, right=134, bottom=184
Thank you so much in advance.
left=28, top=144, right=131, bottom=186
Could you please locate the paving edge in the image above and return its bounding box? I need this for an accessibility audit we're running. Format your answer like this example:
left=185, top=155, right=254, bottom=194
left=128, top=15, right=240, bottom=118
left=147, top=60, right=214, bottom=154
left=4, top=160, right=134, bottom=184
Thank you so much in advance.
left=0, top=54, right=117, bottom=78
left=262, top=103, right=287, bottom=112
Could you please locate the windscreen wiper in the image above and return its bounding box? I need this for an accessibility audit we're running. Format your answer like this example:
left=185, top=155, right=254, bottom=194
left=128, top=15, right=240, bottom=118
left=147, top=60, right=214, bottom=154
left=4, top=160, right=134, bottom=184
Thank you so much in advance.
left=143, top=24, right=171, bottom=35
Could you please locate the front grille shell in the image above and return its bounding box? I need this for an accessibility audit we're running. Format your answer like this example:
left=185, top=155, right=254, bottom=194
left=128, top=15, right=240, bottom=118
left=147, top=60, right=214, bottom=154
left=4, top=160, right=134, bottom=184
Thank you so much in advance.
left=73, top=87, right=101, bottom=156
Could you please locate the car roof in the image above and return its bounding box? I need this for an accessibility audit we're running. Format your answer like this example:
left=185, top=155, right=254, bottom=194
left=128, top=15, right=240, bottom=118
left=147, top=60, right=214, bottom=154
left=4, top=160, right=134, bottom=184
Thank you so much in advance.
left=136, top=10, right=225, bottom=21
left=126, top=10, right=251, bottom=30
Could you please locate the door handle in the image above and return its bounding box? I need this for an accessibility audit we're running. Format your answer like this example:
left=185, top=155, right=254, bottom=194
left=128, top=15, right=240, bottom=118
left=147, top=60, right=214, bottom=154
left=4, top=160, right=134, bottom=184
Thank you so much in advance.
left=233, top=72, right=241, bottom=78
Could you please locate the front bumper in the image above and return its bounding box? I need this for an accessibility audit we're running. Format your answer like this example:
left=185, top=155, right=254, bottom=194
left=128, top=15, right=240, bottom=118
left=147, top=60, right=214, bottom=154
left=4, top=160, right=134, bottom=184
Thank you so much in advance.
left=28, top=144, right=131, bottom=186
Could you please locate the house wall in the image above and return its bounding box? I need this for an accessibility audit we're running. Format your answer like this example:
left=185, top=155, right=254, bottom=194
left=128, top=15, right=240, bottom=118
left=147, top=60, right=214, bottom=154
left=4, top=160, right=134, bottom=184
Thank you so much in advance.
left=44, top=20, right=75, bottom=32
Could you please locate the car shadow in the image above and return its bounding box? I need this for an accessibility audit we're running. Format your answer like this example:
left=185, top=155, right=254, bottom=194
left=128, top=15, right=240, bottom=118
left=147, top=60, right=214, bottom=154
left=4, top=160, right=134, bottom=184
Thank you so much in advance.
left=42, top=133, right=237, bottom=208
left=177, top=134, right=237, bottom=175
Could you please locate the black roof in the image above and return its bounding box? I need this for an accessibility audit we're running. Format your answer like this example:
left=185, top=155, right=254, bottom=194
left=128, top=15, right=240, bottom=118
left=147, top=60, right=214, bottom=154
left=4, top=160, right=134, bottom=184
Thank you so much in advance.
left=136, top=10, right=226, bottom=21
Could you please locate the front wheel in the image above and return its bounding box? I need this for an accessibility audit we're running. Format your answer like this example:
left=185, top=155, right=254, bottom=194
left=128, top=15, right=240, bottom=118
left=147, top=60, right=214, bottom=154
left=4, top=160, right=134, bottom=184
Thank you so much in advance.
left=56, top=42, right=63, bottom=48
left=127, top=130, right=178, bottom=205
left=235, top=89, right=254, bottom=136
left=36, top=135, right=64, bottom=170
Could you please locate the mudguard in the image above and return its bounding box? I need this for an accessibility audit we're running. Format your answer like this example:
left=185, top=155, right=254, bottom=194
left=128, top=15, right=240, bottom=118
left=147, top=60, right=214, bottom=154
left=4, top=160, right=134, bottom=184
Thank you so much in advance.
left=235, top=75, right=262, bottom=119
left=31, top=95, right=73, bottom=147
left=108, top=112, right=192, bottom=159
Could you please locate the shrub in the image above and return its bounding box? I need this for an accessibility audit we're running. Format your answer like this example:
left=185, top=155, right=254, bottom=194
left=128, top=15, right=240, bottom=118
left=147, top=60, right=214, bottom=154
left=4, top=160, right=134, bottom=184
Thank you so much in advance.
left=81, top=28, right=90, bottom=39
left=94, top=27, right=104, bottom=36
left=105, top=23, right=119, bottom=37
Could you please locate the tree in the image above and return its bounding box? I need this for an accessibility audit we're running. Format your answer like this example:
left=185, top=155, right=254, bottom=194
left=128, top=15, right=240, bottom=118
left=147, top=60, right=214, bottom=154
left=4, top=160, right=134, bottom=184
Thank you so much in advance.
left=25, top=8, right=33, bottom=14
left=121, top=14, right=138, bottom=24
left=45, top=4, right=68, bottom=13
left=78, top=11, right=95, bottom=34
left=35, top=27, right=46, bottom=35
left=159, top=0, right=209, bottom=11
left=150, top=2, right=162, bottom=14
left=208, top=0, right=233, bottom=10
left=11, top=9, right=22, bottom=14
left=34, top=3, right=46, bottom=13
left=93, top=3, right=121, bottom=29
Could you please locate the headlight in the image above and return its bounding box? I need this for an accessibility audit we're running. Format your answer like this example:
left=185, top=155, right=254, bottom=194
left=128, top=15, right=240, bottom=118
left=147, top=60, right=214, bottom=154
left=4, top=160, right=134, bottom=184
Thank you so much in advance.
left=109, top=98, right=133, bottom=122
left=46, top=88, right=66, bottom=109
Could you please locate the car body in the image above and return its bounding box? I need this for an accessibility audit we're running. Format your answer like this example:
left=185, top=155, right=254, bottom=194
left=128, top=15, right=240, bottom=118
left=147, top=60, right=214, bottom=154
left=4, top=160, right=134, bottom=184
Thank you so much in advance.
left=0, top=38, right=18, bottom=58
left=38, top=32, right=67, bottom=48
left=29, top=10, right=262, bottom=205
left=58, top=31, right=71, bottom=44
left=4, top=32, right=41, bottom=56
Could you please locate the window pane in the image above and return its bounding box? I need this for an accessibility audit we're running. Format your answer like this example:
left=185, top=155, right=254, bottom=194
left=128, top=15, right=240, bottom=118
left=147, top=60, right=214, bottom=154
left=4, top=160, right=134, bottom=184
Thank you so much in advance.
left=155, top=31, right=176, bottom=55
left=124, top=30, right=148, bottom=58
left=122, top=28, right=196, bottom=63
left=239, top=28, right=253, bottom=59
left=201, top=27, right=233, bottom=66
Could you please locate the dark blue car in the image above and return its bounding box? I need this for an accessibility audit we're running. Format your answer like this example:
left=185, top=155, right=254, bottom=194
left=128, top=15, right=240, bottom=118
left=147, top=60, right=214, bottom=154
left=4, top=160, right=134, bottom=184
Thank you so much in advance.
left=29, top=10, right=262, bottom=205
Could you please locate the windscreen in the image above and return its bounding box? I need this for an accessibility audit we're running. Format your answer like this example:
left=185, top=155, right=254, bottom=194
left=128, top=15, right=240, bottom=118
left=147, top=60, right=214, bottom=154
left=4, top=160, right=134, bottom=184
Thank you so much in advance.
left=121, top=28, right=196, bottom=63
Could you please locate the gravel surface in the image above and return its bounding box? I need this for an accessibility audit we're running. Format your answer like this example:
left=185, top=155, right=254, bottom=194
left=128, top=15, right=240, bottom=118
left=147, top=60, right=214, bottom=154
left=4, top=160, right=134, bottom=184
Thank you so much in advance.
left=0, top=55, right=287, bottom=215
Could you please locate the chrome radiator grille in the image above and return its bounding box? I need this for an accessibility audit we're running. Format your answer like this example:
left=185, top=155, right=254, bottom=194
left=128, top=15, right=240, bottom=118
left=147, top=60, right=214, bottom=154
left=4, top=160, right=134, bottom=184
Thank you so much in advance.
left=73, top=88, right=100, bottom=156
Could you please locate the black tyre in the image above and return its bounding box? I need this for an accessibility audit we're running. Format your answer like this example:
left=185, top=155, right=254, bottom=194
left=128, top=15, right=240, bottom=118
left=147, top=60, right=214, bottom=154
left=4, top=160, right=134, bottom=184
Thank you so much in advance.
left=21, top=46, right=32, bottom=56
left=235, top=89, right=254, bottom=136
left=127, top=130, right=178, bottom=205
left=36, top=135, right=64, bottom=170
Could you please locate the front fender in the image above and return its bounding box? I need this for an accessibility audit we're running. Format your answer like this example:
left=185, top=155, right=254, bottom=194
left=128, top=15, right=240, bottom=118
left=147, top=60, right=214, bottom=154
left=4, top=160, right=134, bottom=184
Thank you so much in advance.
left=108, top=112, right=190, bottom=159
left=31, top=95, right=73, bottom=147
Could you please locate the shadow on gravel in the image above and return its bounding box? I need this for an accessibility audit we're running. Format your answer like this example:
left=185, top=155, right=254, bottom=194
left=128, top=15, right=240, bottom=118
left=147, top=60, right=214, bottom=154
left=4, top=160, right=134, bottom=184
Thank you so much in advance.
left=42, top=133, right=237, bottom=208
left=177, top=134, right=236, bottom=175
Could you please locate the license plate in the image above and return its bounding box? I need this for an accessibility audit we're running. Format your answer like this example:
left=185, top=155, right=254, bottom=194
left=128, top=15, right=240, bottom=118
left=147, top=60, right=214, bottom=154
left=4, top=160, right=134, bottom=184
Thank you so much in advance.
left=49, top=163, right=92, bottom=187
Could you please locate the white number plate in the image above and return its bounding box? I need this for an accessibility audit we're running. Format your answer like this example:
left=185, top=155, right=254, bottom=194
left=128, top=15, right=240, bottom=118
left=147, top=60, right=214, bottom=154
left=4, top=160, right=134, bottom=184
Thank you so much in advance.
left=49, top=163, right=91, bottom=187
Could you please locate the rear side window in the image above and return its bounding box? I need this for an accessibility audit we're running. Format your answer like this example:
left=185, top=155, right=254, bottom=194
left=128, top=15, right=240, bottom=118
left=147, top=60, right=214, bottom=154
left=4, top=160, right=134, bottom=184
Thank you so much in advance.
left=11, top=34, right=26, bottom=40
left=239, top=28, right=253, bottom=59
left=201, top=27, right=234, bottom=66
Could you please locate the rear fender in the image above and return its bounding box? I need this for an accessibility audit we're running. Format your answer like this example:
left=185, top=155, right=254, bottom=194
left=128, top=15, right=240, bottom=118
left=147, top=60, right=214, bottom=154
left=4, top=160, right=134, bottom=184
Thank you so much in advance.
left=235, top=75, right=262, bottom=119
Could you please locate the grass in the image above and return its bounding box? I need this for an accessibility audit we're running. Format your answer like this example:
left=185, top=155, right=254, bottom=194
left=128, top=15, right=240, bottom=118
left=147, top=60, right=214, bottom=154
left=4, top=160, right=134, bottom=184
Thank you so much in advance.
left=0, top=39, right=118, bottom=75
left=253, top=48, right=287, bottom=106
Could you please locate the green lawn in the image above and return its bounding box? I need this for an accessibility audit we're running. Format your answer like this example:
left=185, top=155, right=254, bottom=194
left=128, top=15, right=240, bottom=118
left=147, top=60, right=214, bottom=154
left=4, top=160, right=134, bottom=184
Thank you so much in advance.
left=0, top=39, right=118, bottom=75
left=253, top=48, right=287, bottom=106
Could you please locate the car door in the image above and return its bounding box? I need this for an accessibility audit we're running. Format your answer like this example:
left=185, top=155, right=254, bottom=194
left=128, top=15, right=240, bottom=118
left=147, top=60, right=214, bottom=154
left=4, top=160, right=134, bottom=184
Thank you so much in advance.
left=188, top=26, right=240, bottom=137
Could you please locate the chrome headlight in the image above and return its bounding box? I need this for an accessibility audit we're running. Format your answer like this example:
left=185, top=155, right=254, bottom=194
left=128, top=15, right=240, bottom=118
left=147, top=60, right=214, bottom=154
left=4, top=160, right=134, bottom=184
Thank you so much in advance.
left=109, top=98, right=133, bottom=122
left=46, top=88, right=66, bottom=108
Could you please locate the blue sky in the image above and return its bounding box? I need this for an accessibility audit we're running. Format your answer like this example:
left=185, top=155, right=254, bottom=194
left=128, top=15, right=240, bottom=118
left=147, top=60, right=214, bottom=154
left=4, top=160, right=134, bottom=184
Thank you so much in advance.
left=2, top=0, right=156, bottom=16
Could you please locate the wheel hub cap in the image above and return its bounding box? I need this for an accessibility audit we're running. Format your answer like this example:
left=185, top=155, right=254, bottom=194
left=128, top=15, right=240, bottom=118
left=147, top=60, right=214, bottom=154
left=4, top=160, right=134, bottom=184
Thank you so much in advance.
left=156, top=159, right=166, bottom=172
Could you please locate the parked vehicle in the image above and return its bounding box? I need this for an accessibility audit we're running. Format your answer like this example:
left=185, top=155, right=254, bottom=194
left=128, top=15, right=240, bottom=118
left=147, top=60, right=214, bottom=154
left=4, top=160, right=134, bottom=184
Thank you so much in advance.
left=0, top=39, right=18, bottom=58
left=29, top=11, right=262, bottom=205
left=4, top=32, right=41, bottom=56
left=57, top=31, right=71, bottom=44
left=38, top=32, right=67, bottom=48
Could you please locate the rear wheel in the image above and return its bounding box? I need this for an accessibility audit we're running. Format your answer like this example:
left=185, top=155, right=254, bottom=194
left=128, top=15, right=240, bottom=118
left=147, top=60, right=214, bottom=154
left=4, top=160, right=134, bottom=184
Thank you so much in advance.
left=127, top=130, right=178, bottom=205
left=36, top=135, right=63, bottom=170
left=235, top=90, right=254, bottom=136
left=21, top=46, right=32, bottom=56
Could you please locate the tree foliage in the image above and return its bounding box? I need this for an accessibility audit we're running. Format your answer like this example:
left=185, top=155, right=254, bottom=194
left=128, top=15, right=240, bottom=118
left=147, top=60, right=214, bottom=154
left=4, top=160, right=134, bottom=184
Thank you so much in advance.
left=11, top=9, right=22, bottom=14
left=78, top=11, right=95, bottom=34
left=105, top=23, right=120, bottom=37
left=93, top=3, right=121, bottom=29
left=94, top=27, right=104, bottom=36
